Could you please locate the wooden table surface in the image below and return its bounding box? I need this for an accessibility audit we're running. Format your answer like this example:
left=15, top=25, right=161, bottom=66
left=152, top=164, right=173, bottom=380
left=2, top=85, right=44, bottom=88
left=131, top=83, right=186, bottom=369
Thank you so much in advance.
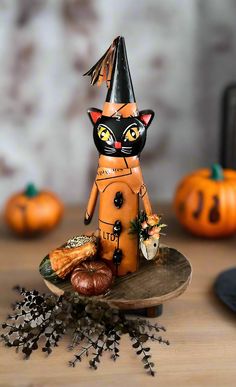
left=0, top=204, right=236, bottom=387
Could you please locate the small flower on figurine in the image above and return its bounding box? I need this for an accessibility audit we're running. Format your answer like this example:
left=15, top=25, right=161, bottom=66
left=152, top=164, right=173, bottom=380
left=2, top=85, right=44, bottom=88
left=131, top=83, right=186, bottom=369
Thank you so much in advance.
left=148, top=225, right=161, bottom=236
left=141, top=220, right=148, bottom=229
left=147, top=214, right=160, bottom=227
left=129, top=211, right=166, bottom=260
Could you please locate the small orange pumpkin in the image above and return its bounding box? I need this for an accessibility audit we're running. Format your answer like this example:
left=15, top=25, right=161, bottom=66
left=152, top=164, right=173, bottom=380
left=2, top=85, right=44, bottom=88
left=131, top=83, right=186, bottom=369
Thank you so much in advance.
left=4, top=183, right=63, bottom=237
left=174, top=164, right=236, bottom=237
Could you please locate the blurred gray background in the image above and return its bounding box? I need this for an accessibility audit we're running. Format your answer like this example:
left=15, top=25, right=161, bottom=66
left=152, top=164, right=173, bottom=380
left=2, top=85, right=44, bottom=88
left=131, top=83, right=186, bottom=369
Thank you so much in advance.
left=0, top=0, right=236, bottom=208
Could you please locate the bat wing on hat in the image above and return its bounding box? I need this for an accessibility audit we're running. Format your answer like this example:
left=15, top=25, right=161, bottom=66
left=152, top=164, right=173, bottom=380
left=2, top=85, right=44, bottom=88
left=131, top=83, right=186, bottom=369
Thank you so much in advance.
left=84, top=37, right=118, bottom=88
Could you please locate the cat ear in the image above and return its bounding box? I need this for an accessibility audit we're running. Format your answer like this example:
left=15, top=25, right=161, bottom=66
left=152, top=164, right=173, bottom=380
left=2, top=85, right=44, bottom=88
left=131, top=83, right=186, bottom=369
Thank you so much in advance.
left=139, top=110, right=155, bottom=128
left=88, top=108, right=102, bottom=125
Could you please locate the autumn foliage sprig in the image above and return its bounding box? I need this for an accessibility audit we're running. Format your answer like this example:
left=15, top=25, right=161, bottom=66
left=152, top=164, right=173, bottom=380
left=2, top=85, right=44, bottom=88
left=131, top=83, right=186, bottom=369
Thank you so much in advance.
left=130, top=211, right=167, bottom=242
left=1, top=286, right=169, bottom=377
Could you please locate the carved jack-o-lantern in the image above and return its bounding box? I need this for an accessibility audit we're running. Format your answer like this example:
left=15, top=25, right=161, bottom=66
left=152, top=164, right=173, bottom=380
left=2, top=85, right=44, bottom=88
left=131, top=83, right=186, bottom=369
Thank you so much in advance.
left=174, top=164, right=236, bottom=238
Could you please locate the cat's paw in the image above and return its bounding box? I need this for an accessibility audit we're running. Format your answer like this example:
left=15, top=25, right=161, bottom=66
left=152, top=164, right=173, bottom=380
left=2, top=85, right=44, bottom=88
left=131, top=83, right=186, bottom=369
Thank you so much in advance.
left=84, top=213, right=91, bottom=225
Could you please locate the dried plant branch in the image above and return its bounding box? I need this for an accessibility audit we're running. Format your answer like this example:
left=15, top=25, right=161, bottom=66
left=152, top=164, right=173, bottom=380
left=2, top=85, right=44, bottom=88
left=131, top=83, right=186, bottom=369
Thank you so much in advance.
left=1, top=286, right=169, bottom=376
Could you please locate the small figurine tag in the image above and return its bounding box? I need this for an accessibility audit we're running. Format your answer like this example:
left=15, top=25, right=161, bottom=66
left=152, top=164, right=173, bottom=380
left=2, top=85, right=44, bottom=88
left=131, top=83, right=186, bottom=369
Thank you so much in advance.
left=129, top=211, right=166, bottom=260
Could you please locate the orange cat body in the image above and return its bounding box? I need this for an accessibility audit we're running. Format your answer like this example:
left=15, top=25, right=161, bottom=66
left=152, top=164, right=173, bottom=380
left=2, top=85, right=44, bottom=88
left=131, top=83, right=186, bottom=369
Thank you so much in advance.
left=85, top=155, right=152, bottom=276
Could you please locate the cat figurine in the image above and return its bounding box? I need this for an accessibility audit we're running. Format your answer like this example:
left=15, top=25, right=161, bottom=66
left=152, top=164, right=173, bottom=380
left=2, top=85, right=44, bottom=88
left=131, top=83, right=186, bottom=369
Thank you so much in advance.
left=84, top=36, right=155, bottom=276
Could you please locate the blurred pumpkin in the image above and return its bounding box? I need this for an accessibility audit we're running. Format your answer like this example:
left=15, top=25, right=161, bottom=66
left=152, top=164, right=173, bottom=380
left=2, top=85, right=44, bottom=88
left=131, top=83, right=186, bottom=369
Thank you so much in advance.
left=4, top=183, right=63, bottom=237
left=71, top=261, right=113, bottom=296
left=174, top=164, right=236, bottom=238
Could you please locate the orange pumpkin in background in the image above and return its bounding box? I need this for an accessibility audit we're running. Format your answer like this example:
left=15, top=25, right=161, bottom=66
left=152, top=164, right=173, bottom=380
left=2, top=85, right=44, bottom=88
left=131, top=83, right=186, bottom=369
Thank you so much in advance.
left=4, top=183, right=63, bottom=237
left=174, top=164, right=236, bottom=238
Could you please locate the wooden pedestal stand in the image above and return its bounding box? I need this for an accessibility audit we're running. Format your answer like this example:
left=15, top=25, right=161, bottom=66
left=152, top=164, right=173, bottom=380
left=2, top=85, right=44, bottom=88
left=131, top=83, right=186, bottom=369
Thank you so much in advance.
left=44, top=246, right=192, bottom=317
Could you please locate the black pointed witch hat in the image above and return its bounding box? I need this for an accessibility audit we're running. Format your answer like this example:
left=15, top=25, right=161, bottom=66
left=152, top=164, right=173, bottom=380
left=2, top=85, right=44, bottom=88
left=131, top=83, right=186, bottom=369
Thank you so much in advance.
left=106, top=36, right=135, bottom=104
left=84, top=36, right=138, bottom=117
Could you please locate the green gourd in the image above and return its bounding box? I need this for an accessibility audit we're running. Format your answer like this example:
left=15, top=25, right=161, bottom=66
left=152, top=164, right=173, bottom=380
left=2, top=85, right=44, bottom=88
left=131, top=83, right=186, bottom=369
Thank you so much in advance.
left=39, top=255, right=65, bottom=284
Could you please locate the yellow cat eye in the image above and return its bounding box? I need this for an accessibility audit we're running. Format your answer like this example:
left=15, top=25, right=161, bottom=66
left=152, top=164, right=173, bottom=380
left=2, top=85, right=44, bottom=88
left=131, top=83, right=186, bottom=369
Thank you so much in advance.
left=98, top=126, right=111, bottom=141
left=125, top=126, right=140, bottom=142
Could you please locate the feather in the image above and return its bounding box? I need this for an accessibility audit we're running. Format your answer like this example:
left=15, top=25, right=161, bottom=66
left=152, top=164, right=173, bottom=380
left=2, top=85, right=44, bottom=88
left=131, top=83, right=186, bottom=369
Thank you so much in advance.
left=84, top=36, right=120, bottom=87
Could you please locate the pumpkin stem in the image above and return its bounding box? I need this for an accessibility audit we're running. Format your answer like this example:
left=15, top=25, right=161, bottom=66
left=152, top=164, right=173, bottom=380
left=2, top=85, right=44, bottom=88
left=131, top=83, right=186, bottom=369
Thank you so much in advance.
left=25, top=183, right=39, bottom=197
left=211, top=164, right=224, bottom=181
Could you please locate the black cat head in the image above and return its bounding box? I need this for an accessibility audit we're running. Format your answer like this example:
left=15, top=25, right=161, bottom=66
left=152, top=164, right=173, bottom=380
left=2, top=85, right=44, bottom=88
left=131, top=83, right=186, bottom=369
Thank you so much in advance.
left=87, top=108, right=154, bottom=157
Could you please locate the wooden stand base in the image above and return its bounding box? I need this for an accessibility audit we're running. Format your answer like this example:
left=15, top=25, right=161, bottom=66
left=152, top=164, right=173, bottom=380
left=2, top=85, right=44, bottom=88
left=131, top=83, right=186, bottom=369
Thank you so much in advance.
left=44, top=246, right=192, bottom=317
left=125, top=305, right=163, bottom=318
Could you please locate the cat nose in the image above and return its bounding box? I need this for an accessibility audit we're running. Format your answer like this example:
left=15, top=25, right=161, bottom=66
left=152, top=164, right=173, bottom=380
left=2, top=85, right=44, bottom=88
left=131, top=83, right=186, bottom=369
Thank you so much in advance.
left=114, top=141, right=122, bottom=149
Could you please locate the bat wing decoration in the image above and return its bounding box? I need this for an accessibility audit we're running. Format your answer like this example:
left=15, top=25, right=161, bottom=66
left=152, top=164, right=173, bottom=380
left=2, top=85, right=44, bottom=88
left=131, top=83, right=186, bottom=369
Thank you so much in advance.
left=83, top=37, right=118, bottom=87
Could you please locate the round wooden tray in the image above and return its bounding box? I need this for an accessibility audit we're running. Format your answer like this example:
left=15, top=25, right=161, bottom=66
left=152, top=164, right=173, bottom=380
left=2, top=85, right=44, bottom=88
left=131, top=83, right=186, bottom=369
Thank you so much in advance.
left=44, top=246, right=192, bottom=313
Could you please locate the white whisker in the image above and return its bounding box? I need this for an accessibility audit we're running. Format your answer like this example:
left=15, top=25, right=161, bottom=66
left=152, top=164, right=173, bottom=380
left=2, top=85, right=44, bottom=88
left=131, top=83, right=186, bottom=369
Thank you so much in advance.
left=121, top=150, right=132, bottom=154
left=104, top=146, right=115, bottom=152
